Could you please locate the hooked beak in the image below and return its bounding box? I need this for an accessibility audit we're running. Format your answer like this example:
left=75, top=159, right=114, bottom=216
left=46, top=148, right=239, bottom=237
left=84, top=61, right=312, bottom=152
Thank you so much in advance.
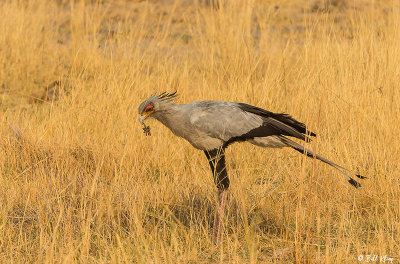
left=138, top=111, right=152, bottom=125
left=138, top=115, right=146, bottom=125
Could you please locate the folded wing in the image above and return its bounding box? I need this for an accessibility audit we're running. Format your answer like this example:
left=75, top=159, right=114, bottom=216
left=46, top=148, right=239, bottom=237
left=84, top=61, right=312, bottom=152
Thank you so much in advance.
left=189, top=101, right=315, bottom=148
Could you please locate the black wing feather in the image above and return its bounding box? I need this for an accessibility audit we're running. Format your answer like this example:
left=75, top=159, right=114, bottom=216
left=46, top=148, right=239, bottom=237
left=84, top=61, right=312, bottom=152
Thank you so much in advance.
left=237, top=103, right=316, bottom=137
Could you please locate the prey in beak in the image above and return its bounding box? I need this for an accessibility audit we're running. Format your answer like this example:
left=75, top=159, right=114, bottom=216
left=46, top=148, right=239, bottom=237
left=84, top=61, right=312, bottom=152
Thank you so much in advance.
left=139, top=115, right=151, bottom=136
left=142, top=124, right=151, bottom=136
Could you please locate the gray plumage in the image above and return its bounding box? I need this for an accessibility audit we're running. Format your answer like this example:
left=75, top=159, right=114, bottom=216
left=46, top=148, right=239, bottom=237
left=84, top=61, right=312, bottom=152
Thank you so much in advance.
left=138, top=92, right=366, bottom=189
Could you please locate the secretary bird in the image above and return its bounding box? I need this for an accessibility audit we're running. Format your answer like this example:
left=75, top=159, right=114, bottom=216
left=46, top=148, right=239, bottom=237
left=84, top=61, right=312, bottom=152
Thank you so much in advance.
left=138, top=92, right=366, bottom=244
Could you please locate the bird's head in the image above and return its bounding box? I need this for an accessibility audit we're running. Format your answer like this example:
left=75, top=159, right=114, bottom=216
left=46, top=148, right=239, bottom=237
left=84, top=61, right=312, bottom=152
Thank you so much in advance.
left=138, top=92, right=178, bottom=135
left=138, top=99, right=157, bottom=125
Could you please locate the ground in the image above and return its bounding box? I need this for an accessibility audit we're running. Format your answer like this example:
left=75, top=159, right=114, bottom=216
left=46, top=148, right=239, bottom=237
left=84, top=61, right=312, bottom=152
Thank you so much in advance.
left=0, top=0, right=399, bottom=263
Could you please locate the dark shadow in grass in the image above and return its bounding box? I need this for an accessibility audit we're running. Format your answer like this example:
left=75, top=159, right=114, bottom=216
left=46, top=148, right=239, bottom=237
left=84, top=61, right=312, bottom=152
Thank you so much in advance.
left=137, top=189, right=284, bottom=240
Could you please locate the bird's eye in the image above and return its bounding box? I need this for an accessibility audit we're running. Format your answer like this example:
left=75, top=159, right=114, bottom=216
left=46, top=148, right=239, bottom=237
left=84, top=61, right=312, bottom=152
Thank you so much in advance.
left=144, top=103, right=154, bottom=113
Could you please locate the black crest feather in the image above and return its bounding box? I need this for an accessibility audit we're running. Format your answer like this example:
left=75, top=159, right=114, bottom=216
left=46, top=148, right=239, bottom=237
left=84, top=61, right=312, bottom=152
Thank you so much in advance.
left=157, top=91, right=179, bottom=102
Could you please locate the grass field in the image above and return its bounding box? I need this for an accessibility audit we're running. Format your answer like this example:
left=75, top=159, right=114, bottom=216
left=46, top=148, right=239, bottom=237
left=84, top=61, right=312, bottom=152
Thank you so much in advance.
left=1, top=0, right=399, bottom=263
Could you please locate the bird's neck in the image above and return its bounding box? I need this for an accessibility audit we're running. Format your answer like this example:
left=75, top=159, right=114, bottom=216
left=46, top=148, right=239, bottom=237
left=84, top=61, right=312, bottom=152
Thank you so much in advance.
left=153, top=103, right=187, bottom=136
left=154, top=103, right=180, bottom=125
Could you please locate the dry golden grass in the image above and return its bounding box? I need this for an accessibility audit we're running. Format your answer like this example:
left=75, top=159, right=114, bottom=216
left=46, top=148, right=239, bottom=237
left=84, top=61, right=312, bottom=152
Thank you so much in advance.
left=0, top=0, right=399, bottom=263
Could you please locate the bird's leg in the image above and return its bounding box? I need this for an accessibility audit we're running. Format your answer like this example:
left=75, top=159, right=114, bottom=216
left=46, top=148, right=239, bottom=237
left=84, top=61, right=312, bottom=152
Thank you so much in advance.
left=205, top=148, right=230, bottom=245
left=215, top=189, right=228, bottom=244
left=212, top=199, right=219, bottom=243
left=212, top=189, right=228, bottom=244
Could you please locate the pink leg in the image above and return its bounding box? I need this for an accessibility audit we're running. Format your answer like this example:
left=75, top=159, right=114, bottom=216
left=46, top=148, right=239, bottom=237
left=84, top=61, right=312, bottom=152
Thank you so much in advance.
left=212, top=189, right=228, bottom=245
left=212, top=204, right=219, bottom=243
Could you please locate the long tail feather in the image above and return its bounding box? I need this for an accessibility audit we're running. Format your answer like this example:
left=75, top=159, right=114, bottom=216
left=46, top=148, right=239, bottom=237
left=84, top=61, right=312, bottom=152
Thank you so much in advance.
left=278, top=136, right=364, bottom=188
